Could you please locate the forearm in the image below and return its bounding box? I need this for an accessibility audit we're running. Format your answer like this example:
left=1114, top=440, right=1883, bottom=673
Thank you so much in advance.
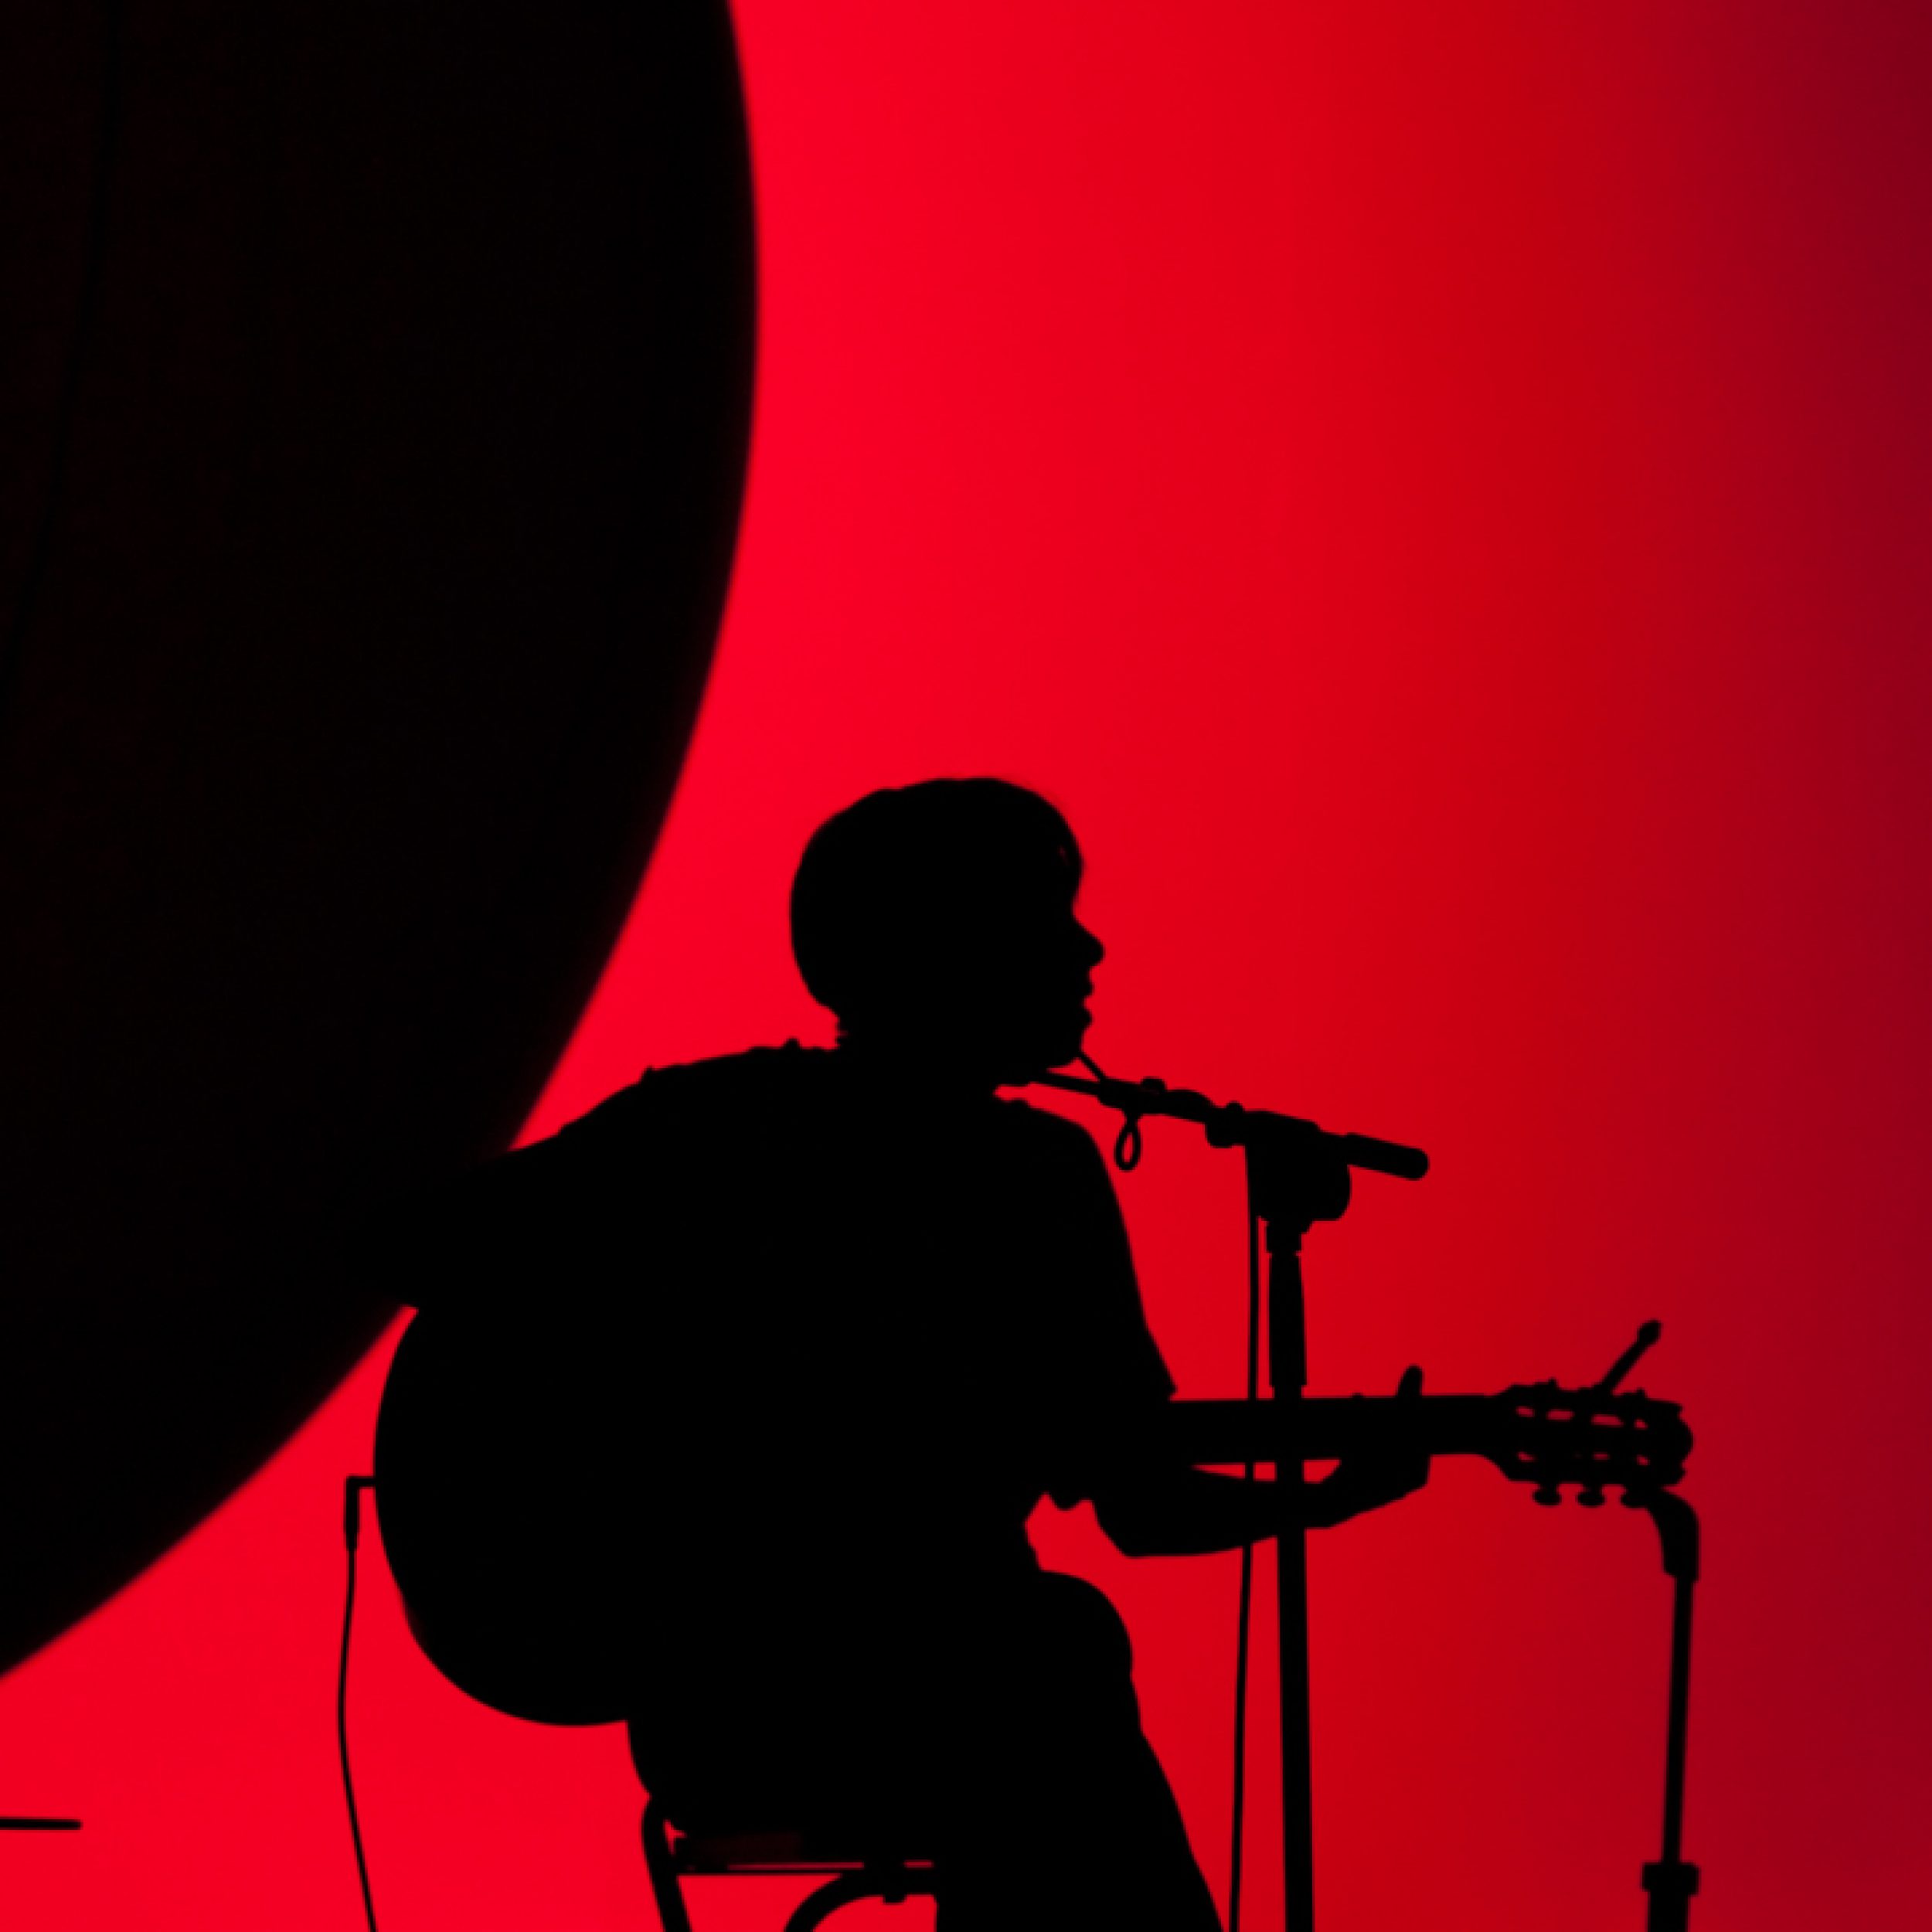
left=1094, top=1465, right=1371, bottom=1558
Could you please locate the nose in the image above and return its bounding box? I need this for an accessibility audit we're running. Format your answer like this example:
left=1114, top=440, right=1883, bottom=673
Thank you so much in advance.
left=1077, top=920, right=1104, bottom=969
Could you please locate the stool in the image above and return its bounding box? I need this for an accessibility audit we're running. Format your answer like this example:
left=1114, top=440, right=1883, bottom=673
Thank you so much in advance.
left=642, top=1797, right=939, bottom=1932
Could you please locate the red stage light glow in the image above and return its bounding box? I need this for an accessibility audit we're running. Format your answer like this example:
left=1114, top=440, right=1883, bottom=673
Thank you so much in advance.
left=5, top=2, right=1929, bottom=1928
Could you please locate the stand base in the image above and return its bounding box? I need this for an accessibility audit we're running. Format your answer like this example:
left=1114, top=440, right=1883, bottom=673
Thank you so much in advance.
left=1642, top=1858, right=1700, bottom=1932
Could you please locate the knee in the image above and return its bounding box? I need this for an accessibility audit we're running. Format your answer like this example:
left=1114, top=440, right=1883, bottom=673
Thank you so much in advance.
left=1028, top=1573, right=1134, bottom=1679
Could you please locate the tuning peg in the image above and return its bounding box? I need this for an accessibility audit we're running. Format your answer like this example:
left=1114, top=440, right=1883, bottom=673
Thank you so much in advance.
left=1577, top=1485, right=1607, bottom=1509
left=1591, top=1321, right=1662, bottom=1396
left=1532, top=1483, right=1562, bottom=1507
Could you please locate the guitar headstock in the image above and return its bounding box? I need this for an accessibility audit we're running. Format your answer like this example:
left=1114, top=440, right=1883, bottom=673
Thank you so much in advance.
left=1488, top=1380, right=1692, bottom=1505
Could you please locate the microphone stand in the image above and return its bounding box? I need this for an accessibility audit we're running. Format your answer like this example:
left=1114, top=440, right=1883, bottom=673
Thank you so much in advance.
left=1036, top=1066, right=1699, bottom=1932
left=1634, top=1491, right=1701, bottom=1932
left=1249, top=1127, right=1352, bottom=1932
left=1031, top=1066, right=1426, bottom=1932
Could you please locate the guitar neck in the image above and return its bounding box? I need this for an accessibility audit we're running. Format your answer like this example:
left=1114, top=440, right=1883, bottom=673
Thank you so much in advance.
left=1162, top=1393, right=1511, bottom=1468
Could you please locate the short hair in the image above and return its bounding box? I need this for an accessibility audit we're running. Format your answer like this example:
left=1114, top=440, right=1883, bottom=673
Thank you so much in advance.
left=790, top=778, right=1083, bottom=1029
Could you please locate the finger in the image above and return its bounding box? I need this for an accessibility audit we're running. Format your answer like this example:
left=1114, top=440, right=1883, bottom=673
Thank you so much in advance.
left=1397, top=1364, right=1423, bottom=1398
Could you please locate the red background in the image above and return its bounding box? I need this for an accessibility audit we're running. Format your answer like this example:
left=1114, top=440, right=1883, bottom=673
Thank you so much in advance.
left=5, top=0, right=1928, bottom=1927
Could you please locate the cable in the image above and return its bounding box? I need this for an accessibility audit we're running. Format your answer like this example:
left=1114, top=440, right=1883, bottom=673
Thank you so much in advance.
left=1227, top=1200, right=1263, bottom=1932
left=340, top=1476, right=380, bottom=1932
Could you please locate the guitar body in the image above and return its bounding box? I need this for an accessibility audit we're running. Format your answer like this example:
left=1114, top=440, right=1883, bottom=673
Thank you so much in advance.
left=375, top=1302, right=661, bottom=1726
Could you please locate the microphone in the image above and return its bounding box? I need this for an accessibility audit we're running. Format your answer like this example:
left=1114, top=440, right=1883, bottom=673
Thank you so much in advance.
left=1028, top=1056, right=1429, bottom=1182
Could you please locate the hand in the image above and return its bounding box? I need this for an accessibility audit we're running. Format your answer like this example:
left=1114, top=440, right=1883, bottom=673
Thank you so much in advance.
left=1311, top=1365, right=1430, bottom=1527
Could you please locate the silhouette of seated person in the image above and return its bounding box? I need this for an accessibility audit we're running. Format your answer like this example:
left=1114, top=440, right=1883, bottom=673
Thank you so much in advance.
left=386, top=778, right=1426, bottom=1930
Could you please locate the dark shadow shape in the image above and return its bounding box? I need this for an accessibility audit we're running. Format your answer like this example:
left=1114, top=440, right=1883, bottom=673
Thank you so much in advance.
left=373, top=780, right=1430, bottom=1930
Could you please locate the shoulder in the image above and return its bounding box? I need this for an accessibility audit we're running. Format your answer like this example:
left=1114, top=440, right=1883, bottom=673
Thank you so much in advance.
left=628, top=1039, right=825, bottom=1102
left=988, top=1095, right=1120, bottom=1203
left=555, top=1041, right=827, bottom=1145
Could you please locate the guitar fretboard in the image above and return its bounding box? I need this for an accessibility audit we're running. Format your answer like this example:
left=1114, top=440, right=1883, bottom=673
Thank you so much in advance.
left=1163, top=1393, right=1505, bottom=1467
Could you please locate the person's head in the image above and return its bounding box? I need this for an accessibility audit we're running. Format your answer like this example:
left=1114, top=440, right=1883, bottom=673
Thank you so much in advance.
left=791, top=778, right=1104, bottom=1083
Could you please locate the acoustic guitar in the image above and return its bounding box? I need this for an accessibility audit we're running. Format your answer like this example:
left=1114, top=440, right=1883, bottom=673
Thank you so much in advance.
left=373, top=1304, right=1691, bottom=1726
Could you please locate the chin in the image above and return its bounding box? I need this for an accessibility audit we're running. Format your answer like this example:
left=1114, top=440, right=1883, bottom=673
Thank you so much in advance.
left=993, top=1044, right=1067, bottom=1087
left=988, top=1008, right=1089, bottom=1084
left=1040, top=1021, right=1090, bottom=1071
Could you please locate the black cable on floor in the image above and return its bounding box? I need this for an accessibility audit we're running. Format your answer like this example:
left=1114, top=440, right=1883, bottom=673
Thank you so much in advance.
left=340, top=1476, right=379, bottom=1932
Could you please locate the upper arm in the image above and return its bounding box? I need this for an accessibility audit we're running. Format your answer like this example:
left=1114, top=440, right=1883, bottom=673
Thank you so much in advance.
left=1023, top=1117, right=1175, bottom=1511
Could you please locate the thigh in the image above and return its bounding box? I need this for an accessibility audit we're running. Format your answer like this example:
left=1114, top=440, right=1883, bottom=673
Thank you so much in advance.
left=929, top=1575, right=1222, bottom=1932
left=629, top=1570, right=1221, bottom=1932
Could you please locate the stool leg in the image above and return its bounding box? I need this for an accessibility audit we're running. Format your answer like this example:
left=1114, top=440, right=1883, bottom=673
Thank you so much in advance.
left=784, top=1871, right=939, bottom=1932
left=641, top=1801, right=696, bottom=1932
